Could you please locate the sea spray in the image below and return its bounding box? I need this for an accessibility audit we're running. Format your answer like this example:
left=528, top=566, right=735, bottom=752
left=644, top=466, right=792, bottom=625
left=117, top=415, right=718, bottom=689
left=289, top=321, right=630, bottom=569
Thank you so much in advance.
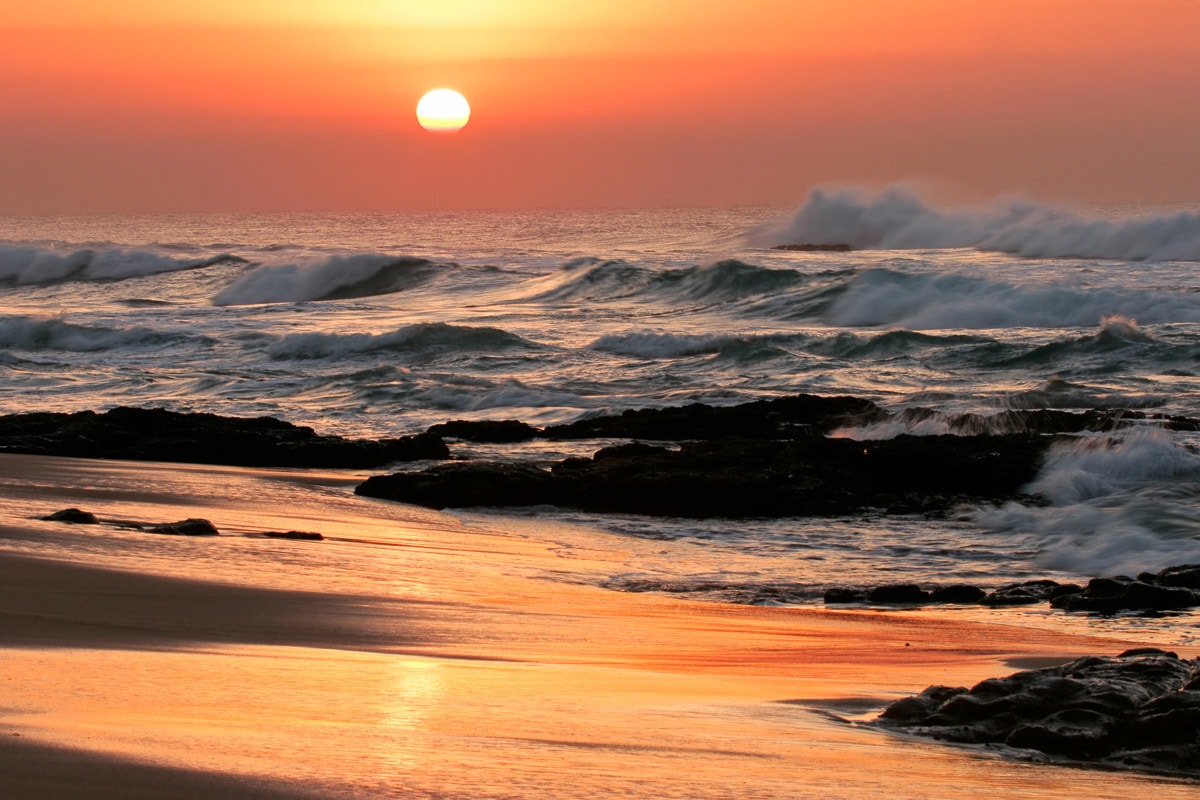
left=756, top=184, right=1200, bottom=261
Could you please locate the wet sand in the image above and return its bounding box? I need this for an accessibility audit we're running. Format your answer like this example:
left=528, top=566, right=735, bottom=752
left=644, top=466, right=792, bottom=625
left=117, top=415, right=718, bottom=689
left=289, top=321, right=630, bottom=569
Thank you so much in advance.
left=1, top=454, right=1197, bottom=798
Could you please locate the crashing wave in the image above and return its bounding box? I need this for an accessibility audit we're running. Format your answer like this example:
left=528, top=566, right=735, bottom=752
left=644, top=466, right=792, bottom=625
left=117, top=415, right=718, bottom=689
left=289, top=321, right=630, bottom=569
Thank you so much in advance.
left=756, top=184, right=1200, bottom=261
left=0, top=314, right=196, bottom=352
left=824, top=268, right=1200, bottom=329
left=212, top=254, right=444, bottom=305
left=0, top=245, right=240, bottom=285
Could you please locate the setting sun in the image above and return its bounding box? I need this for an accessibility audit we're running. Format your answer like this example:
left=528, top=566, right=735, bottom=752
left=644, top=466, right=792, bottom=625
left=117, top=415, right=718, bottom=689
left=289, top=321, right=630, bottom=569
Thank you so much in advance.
left=416, top=88, right=471, bottom=133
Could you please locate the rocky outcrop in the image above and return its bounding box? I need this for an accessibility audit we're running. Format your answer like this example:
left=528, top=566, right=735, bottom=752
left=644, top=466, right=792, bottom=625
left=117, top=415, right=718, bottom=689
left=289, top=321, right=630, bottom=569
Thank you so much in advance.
left=40, top=507, right=99, bottom=524
left=0, top=407, right=448, bottom=468
left=357, top=433, right=1051, bottom=517
left=147, top=518, right=220, bottom=536
left=825, top=566, right=1200, bottom=614
left=540, top=394, right=888, bottom=441
left=876, top=648, right=1200, bottom=775
left=425, top=419, right=540, bottom=443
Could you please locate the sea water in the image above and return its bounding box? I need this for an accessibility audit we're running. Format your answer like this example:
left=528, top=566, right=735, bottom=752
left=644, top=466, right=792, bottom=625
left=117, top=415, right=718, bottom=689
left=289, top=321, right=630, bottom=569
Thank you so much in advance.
left=3, top=187, right=1200, bottom=610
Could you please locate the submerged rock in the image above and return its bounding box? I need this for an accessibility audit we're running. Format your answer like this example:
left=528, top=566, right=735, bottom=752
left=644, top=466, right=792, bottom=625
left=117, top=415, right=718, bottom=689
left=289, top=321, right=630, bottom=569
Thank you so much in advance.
left=0, top=407, right=448, bottom=468
left=876, top=648, right=1200, bottom=775
left=264, top=530, right=325, bottom=541
left=148, top=518, right=220, bottom=536
left=40, top=507, right=99, bottom=524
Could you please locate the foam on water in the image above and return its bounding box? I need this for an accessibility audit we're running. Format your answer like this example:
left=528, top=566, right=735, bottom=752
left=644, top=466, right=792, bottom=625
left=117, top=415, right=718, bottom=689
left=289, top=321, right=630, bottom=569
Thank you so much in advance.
left=979, top=429, right=1200, bottom=576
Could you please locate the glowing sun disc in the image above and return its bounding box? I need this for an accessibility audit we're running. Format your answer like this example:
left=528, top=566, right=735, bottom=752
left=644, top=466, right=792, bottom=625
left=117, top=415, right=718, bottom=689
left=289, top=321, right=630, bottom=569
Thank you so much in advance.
left=416, top=88, right=471, bottom=133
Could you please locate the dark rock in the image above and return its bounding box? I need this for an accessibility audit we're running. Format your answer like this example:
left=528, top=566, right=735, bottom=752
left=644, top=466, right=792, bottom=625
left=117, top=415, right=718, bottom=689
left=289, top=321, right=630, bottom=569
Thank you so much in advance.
left=771, top=243, right=853, bottom=252
left=0, top=407, right=448, bottom=468
left=356, top=462, right=556, bottom=509
left=876, top=648, right=1200, bottom=776
left=984, top=580, right=1071, bottom=606
left=824, top=587, right=867, bottom=604
left=541, top=394, right=889, bottom=441
left=425, top=419, right=539, bottom=443
left=867, top=584, right=931, bottom=604
left=359, top=432, right=1054, bottom=518
left=40, top=508, right=99, bottom=524
left=1051, top=579, right=1200, bottom=613
left=148, top=518, right=219, bottom=536
left=1146, top=563, right=1200, bottom=590
left=264, top=531, right=325, bottom=541
left=929, top=584, right=988, bottom=604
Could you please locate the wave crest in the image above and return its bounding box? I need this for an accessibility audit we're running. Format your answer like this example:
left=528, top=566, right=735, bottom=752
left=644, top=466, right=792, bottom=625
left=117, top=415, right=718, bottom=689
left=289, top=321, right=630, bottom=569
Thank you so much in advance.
left=212, top=254, right=442, bottom=306
left=265, top=322, right=542, bottom=360
left=757, top=184, right=1200, bottom=261
left=0, top=314, right=195, bottom=352
left=0, top=245, right=239, bottom=285
left=826, top=268, right=1200, bottom=329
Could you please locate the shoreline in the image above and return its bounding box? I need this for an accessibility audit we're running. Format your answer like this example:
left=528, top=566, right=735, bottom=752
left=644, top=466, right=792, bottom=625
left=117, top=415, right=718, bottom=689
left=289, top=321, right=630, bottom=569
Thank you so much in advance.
left=2, top=452, right=1197, bottom=797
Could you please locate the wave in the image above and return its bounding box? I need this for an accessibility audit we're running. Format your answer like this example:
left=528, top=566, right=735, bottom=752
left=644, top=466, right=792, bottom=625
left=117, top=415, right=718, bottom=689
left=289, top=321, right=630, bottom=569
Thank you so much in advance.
left=825, top=268, right=1200, bottom=329
left=528, top=258, right=810, bottom=305
left=978, top=429, right=1200, bottom=576
left=265, top=322, right=542, bottom=360
left=806, top=329, right=987, bottom=359
left=0, top=314, right=197, bottom=352
left=0, top=245, right=240, bottom=285
left=755, top=184, right=1200, bottom=261
left=212, top=254, right=444, bottom=306
left=992, top=316, right=1168, bottom=369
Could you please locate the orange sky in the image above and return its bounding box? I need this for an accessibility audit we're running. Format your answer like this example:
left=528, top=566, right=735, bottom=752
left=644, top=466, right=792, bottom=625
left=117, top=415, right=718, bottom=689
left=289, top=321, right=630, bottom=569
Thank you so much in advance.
left=2, top=0, right=1198, bottom=213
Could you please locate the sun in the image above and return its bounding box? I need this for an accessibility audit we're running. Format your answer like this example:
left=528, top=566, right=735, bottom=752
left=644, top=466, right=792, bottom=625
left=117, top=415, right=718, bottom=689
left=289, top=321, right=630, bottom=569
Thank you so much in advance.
left=416, top=88, right=471, bottom=133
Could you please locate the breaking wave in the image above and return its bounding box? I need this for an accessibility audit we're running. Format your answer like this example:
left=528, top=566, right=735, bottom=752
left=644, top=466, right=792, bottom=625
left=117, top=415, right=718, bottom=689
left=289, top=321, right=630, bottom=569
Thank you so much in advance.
left=265, top=322, right=543, bottom=360
left=756, top=184, right=1200, bottom=261
left=528, top=258, right=810, bottom=305
left=825, top=268, right=1200, bottom=329
left=0, top=245, right=240, bottom=285
left=0, top=314, right=197, bottom=352
left=979, top=429, right=1200, bottom=575
left=212, top=254, right=444, bottom=306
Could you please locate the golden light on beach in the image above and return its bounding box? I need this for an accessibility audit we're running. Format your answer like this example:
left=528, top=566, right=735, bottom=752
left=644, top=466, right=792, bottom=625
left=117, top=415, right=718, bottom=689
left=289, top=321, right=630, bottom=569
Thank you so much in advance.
left=416, top=88, right=471, bottom=133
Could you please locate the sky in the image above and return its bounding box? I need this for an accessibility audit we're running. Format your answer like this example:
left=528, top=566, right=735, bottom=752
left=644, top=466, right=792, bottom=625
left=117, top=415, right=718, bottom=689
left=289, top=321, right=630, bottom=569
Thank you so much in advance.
left=2, top=0, right=1199, bottom=213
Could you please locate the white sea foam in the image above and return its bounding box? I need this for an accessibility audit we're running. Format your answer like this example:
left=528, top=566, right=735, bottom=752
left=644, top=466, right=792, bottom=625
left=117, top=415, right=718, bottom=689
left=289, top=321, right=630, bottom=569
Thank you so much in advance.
left=0, top=245, right=233, bottom=284
left=978, top=429, right=1200, bottom=575
left=757, top=184, right=1200, bottom=261
left=212, top=254, right=441, bottom=305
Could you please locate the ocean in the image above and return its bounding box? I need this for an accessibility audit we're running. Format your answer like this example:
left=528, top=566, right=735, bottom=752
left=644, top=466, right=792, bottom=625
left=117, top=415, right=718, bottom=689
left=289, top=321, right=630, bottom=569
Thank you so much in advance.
left=3, top=186, right=1200, bottom=632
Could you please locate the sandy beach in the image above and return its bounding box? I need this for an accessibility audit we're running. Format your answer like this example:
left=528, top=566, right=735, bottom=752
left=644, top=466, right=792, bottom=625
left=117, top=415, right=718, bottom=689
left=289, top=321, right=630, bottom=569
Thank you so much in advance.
left=2, top=452, right=1197, bottom=799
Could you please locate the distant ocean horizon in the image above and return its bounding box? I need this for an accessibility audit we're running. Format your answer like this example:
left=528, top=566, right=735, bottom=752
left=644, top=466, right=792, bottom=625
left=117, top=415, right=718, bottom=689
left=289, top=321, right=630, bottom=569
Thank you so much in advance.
left=4, top=185, right=1200, bottom=616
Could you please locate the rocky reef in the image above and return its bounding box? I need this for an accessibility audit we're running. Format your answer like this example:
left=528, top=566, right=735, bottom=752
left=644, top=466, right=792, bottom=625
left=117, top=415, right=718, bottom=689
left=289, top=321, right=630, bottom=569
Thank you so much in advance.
left=876, top=648, right=1200, bottom=775
left=824, top=564, right=1200, bottom=616
left=0, top=407, right=448, bottom=468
